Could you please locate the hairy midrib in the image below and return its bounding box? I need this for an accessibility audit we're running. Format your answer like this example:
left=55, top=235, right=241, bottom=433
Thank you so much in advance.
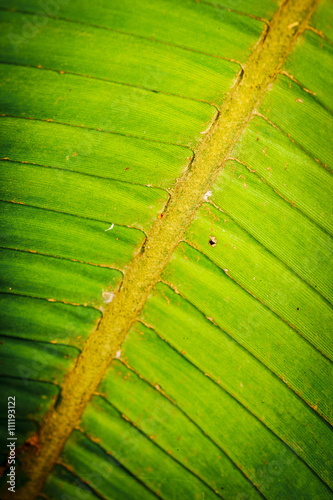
left=14, top=0, right=319, bottom=498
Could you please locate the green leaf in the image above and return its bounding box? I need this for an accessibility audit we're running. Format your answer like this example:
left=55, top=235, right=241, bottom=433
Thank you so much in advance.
left=0, top=0, right=332, bottom=499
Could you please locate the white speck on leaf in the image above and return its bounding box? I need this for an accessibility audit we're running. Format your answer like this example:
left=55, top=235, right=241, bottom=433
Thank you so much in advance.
left=204, top=190, right=212, bottom=201
left=102, top=291, right=114, bottom=303
left=115, top=350, right=121, bottom=359
left=105, top=223, right=114, bottom=231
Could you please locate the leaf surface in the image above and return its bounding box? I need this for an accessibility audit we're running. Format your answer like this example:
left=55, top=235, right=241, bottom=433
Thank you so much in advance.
left=0, top=0, right=332, bottom=499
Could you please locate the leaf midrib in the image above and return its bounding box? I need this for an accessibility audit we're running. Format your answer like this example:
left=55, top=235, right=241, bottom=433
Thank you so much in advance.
left=13, top=1, right=321, bottom=498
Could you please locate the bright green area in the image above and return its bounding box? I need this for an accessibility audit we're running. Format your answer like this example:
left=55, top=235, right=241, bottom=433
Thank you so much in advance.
left=285, top=30, right=333, bottom=111
left=0, top=117, right=190, bottom=190
left=0, top=10, right=240, bottom=106
left=0, top=335, right=77, bottom=384
left=259, top=75, right=333, bottom=169
left=60, top=430, right=157, bottom=500
left=81, top=396, right=218, bottom=499
left=43, top=465, right=100, bottom=500
left=0, top=294, right=101, bottom=348
left=0, top=377, right=59, bottom=420
left=0, top=202, right=144, bottom=269
left=211, top=161, right=333, bottom=303
left=0, top=162, right=168, bottom=231
left=161, top=246, right=333, bottom=463
left=311, top=0, right=333, bottom=41
left=0, top=0, right=264, bottom=63
left=0, top=64, right=214, bottom=147
left=232, top=115, right=333, bottom=235
left=120, top=322, right=332, bottom=498
left=0, top=248, right=122, bottom=308
left=98, top=360, right=258, bottom=498
left=143, top=281, right=333, bottom=461
left=186, top=204, right=333, bottom=361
